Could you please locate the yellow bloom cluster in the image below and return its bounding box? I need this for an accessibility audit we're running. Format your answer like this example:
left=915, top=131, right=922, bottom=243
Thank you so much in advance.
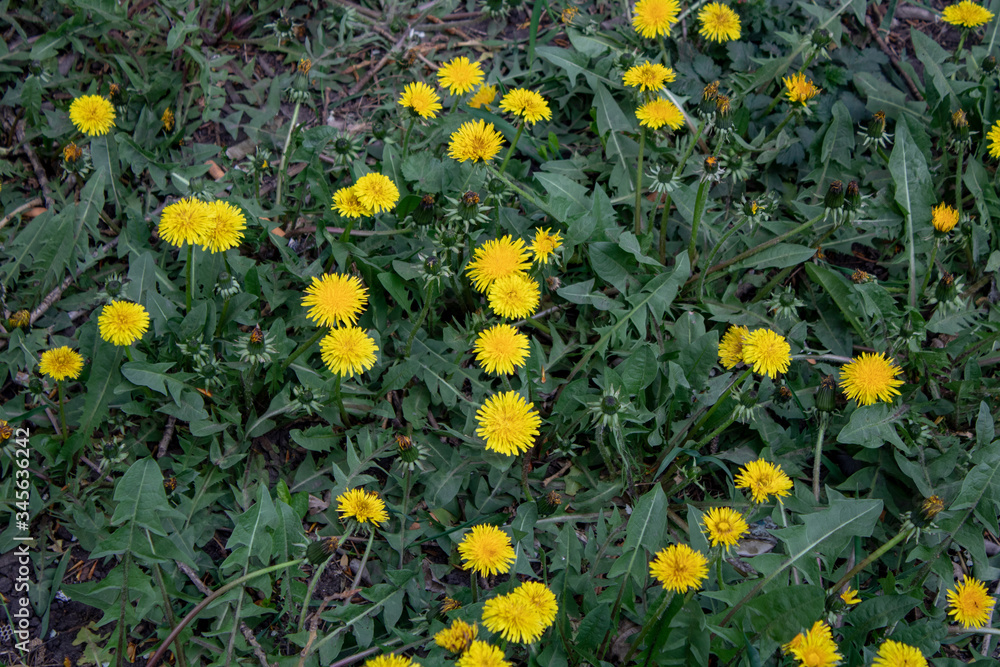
left=481, top=580, right=558, bottom=643
left=159, top=198, right=247, bottom=252
left=717, top=326, right=791, bottom=378
left=332, top=173, right=400, bottom=218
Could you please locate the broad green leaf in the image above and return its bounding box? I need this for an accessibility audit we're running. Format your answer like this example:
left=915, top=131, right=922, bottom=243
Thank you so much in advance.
left=821, top=101, right=855, bottom=167
left=976, top=402, right=995, bottom=448
left=746, top=585, right=825, bottom=642
left=592, top=82, right=635, bottom=189
left=889, top=116, right=933, bottom=307
left=804, top=263, right=865, bottom=339
left=607, top=485, right=666, bottom=586
left=837, top=404, right=906, bottom=449
left=732, top=243, right=816, bottom=270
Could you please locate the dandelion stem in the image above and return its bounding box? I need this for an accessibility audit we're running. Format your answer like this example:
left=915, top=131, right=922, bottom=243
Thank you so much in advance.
left=876, top=146, right=891, bottom=165
left=339, top=218, right=356, bottom=244
left=404, top=284, right=435, bottom=357
left=470, top=571, right=479, bottom=603
left=688, top=179, right=710, bottom=268
left=216, top=297, right=231, bottom=338
left=658, top=193, right=672, bottom=264
left=919, top=238, right=939, bottom=298
left=399, top=467, right=412, bottom=568
left=698, top=216, right=750, bottom=300
left=675, top=120, right=707, bottom=179
left=812, top=412, right=829, bottom=503
left=281, top=329, right=325, bottom=373
left=953, top=29, right=968, bottom=65
left=688, top=369, right=752, bottom=442
left=634, top=128, right=647, bottom=235
left=621, top=591, right=680, bottom=664
left=498, top=122, right=525, bottom=178
left=401, top=115, right=416, bottom=159
left=298, top=558, right=330, bottom=633
left=57, top=381, right=67, bottom=444
left=521, top=454, right=534, bottom=501
left=778, top=502, right=800, bottom=585
left=831, top=522, right=914, bottom=593
left=760, top=110, right=793, bottom=146
left=185, top=244, right=194, bottom=312
left=275, top=100, right=302, bottom=212
left=334, top=373, right=351, bottom=427
left=349, top=530, right=376, bottom=594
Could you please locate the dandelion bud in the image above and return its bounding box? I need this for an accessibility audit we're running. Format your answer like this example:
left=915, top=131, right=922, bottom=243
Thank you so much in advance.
left=371, top=115, right=389, bottom=140
left=700, top=81, right=720, bottom=113
left=775, top=384, right=793, bottom=404
left=740, top=389, right=758, bottom=408
left=601, top=393, right=620, bottom=416
left=109, top=82, right=129, bottom=107
left=816, top=375, right=837, bottom=412
left=952, top=109, right=970, bottom=142
left=413, top=194, right=436, bottom=226
left=0, top=420, right=12, bottom=441
left=8, top=309, right=30, bottom=331
left=441, top=597, right=462, bottom=613
left=161, top=108, right=175, bottom=132
left=29, top=61, right=43, bottom=76
left=715, top=94, right=733, bottom=130
left=866, top=111, right=886, bottom=141
left=936, top=271, right=958, bottom=303
left=488, top=178, right=506, bottom=195
left=845, top=180, right=861, bottom=210
left=984, top=55, right=997, bottom=73
left=931, top=203, right=959, bottom=234
left=824, top=180, right=844, bottom=210
left=63, top=143, right=83, bottom=163
left=306, top=536, right=340, bottom=565
left=215, top=272, right=242, bottom=298
left=538, top=489, right=563, bottom=516
left=703, top=156, right=721, bottom=176
left=164, top=477, right=178, bottom=493
left=852, top=269, right=874, bottom=284
left=743, top=199, right=760, bottom=217
left=811, top=28, right=832, bottom=48
left=921, top=495, right=945, bottom=520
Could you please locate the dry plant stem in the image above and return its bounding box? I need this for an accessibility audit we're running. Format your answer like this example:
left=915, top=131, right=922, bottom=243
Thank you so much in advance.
left=498, top=122, right=525, bottom=177
left=634, top=128, right=647, bottom=235
left=275, top=100, right=302, bottom=212
left=831, top=523, right=915, bottom=593
left=813, top=412, right=829, bottom=503
left=281, top=329, right=325, bottom=373
left=298, top=558, right=330, bottom=633
left=145, top=558, right=305, bottom=667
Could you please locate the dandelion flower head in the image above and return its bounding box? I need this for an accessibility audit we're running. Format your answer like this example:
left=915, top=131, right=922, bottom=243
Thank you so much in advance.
left=871, top=640, right=927, bottom=667
left=475, top=391, right=542, bottom=456
left=474, top=324, right=530, bottom=376
left=947, top=575, right=996, bottom=628
left=301, top=273, right=369, bottom=327
left=789, top=621, right=841, bottom=667
left=39, top=346, right=84, bottom=381
left=332, top=186, right=373, bottom=219
left=458, top=524, right=516, bottom=576
left=488, top=274, right=540, bottom=320
left=987, top=120, right=1000, bottom=159
left=201, top=201, right=246, bottom=253
left=840, top=588, right=861, bottom=606
left=98, top=301, right=150, bottom=346
left=698, top=2, right=741, bottom=42
left=434, top=619, right=478, bottom=654
left=158, top=198, right=211, bottom=248
left=649, top=543, right=709, bottom=592
left=512, top=581, right=558, bottom=629
left=718, top=325, right=749, bottom=369
left=482, top=594, right=545, bottom=643
left=336, top=488, right=389, bottom=526
left=399, top=81, right=443, bottom=119
left=465, top=236, right=531, bottom=292
left=448, top=119, right=505, bottom=163
left=942, top=1, right=994, bottom=27
left=636, top=98, right=685, bottom=130
left=838, top=352, right=904, bottom=406
left=735, top=459, right=793, bottom=503
left=363, top=656, right=420, bottom=667
left=632, top=0, right=681, bottom=38
left=741, top=328, right=791, bottom=378
left=500, top=89, right=552, bottom=124
left=702, top=507, right=749, bottom=550
left=530, top=227, right=563, bottom=264
left=320, top=326, right=378, bottom=377
left=784, top=73, right=821, bottom=106
left=456, top=641, right=511, bottom=667
left=622, top=61, right=676, bottom=91
left=468, top=84, right=498, bottom=109
left=353, top=173, right=399, bottom=214
left=438, top=56, right=485, bottom=95
left=69, top=95, right=116, bottom=136
left=931, top=203, right=959, bottom=233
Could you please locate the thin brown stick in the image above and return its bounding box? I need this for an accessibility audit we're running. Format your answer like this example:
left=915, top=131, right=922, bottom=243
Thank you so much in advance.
left=865, top=15, right=923, bottom=101
left=16, top=122, right=55, bottom=209
left=157, top=416, right=178, bottom=458
left=0, top=197, right=43, bottom=231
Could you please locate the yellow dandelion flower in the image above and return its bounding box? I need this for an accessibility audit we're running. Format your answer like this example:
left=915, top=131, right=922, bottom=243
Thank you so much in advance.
left=468, top=84, right=498, bottom=109
left=475, top=390, right=541, bottom=456
left=434, top=619, right=478, bottom=654
left=530, top=227, right=563, bottom=264
left=741, top=329, right=791, bottom=378
left=458, top=524, right=516, bottom=576
left=320, top=326, right=378, bottom=377
left=698, top=2, right=741, bottom=41
left=718, top=325, right=749, bottom=369
left=482, top=594, right=545, bottom=643
left=701, top=507, right=749, bottom=550
left=922, top=495, right=945, bottom=520
left=931, top=202, right=959, bottom=233
left=840, top=588, right=861, bottom=605
left=336, top=488, right=389, bottom=525
left=363, top=656, right=420, bottom=667
left=636, top=98, right=685, bottom=130
left=332, top=186, right=373, bottom=218
left=632, top=0, right=681, bottom=38
left=456, top=641, right=511, bottom=667
left=441, top=597, right=462, bottom=612
left=622, top=61, right=677, bottom=91
left=838, top=352, right=904, bottom=406
left=39, top=346, right=84, bottom=381
left=474, top=324, right=530, bottom=376
left=947, top=575, right=996, bottom=628
left=784, top=72, right=821, bottom=106
left=98, top=301, right=150, bottom=346
left=69, top=95, right=116, bottom=136
left=734, top=459, right=794, bottom=504
left=438, top=56, right=485, bottom=95
left=399, top=81, right=443, bottom=119
left=872, top=640, right=927, bottom=667
left=942, top=1, right=994, bottom=27
left=161, top=108, right=175, bottom=132
left=512, top=581, right=558, bottom=629
left=790, top=621, right=841, bottom=667
left=987, top=120, right=1000, bottom=159
left=201, top=201, right=246, bottom=253
left=488, top=274, right=540, bottom=320
left=782, top=632, right=805, bottom=655
left=158, top=198, right=212, bottom=248
left=301, top=273, right=369, bottom=327
left=499, top=89, right=552, bottom=124
left=353, top=173, right=399, bottom=214
left=448, top=119, right=506, bottom=163
left=649, top=543, right=709, bottom=593
left=465, top=236, right=531, bottom=292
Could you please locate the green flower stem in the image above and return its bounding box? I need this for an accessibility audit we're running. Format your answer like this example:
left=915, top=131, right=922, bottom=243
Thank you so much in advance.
left=401, top=115, right=416, bottom=159
left=521, top=454, right=534, bottom=501
left=185, top=244, right=194, bottom=312
left=399, top=467, right=412, bottom=568
left=675, top=120, right=707, bottom=178
left=694, top=413, right=737, bottom=450
left=297, top=558, right=330, bottom=634
left=498, top=122, right=525, bottom=178
left=953, top=29, right=968, bottom=65
left=349, top=531, right=376, bottom=594
left=658, top=193, right=672, bottom=265
left=621, top=590, right=687, bottom=664
left=813, top=412, right=829, bottom=503
left=215, top=297, right=231, bottom=338
left=404, top=285, right=435, bottom=357
left=876, top=146, right=891, bottom=165
left=688, top=368, right=752, bottom=442
left=634, top=128, right=647, bottom=235
left=281, top=329, right=325, bottom=374
left=275, top=100, right=302, bottom=211
left=687, top=179, right=710, bottom=268
left=146, top=558, right=306, bottom=667
left=334, top=373, right=350, bottom=427
left=150, top=559, right=188, bottom=667
left=471, top=571, right=479, bottom=603
left=694, top=213, right=825, bottom=284
left=760, top=110, right=794, bottom=146
left=339, top=218, right=356, bottom=244
left=779, top=501, right=800, bottom=585
left=831, top=522, right=915, bottom=593
left=489, top=169, right=552, bottom=216
left=920, top=238, right=939, bottom=298
left=57, top=381, right=67, bottom=444
left=697, top=216, right=750, bottom=299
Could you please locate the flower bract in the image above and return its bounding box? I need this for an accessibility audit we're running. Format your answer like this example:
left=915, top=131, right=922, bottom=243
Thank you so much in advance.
left=838, top=352, right=904, bottom=406
left=475, top=391, right=541, bottom=456
left=458, top=524, right=516, bottom=576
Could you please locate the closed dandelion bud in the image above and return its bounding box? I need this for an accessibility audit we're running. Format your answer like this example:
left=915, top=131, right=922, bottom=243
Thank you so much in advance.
left=700, top=81, right=720, bottom=113
left=775, top=384, right=793, bottom=404
left=488, top=178, right=506, bottom=195
left=413, top=194, right=436, bottom=226
left=811, top=28, right=832, bottom=48
left=441, top=597, right=462, bottom=613
left=743, top=199, right=760, bottom=217
left=63, top=142, right=83, bottom=163
left=215, top=272, right=242, bottom=298
left=845, top=180, right=861, bottom=210
left=306, top=536, right=340, bottom=565
left=984, top=55, right=997, bottom=73
left=538, top=489, right=563, bottom=516
left=423, top=255, right=441, bottom=275
left=816, top=375, right=837, bottom=412
left=164, top=477, right=178, bottom=493
left=371, top=115, right=389, bottom=140
left=602, top=393, right=620, bottom=416
left=936, top=272, right=958, bottom=302
left=109, top=82, right=129, bottom=107
left=952, top=109, right=970, bottom=143
left=703, top=156, right=721, bottom=178
left=824, top=180, right=844, bottom=209
left=863, top=111, right=889, bottom=149
left=715, top=94, right=733, bottom=130
left=29, top=60, right=43, bottom=76
left=105, top=276, right=123, bottom=299
left=921, top=495, right=945, bottom=520
left=9, top=309, right=30, bottom=330
left=161, top=108, right=175, bottom=132
left=740, top=389, right=758, bottom=408
left=458, top=191, right=481, bottom=222
left=852, top=269, right=874, bottom=284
